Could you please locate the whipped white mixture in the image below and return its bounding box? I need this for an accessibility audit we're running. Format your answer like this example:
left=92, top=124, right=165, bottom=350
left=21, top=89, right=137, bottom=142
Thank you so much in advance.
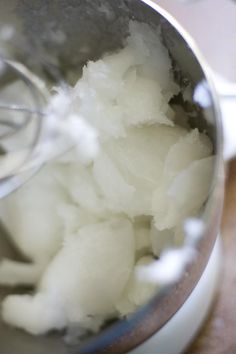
left=0, top=21, right=214, bottom=338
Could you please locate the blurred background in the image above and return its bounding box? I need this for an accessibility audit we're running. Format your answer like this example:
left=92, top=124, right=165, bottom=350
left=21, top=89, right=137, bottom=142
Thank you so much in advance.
left=157, top=1, right=236, bottom=353
left=159, top=0, right=236, bottom=82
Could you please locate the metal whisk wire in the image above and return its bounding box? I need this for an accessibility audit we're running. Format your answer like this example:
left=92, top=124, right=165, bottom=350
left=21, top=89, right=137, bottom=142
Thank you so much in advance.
left=0, top=59, right=49, bottom=198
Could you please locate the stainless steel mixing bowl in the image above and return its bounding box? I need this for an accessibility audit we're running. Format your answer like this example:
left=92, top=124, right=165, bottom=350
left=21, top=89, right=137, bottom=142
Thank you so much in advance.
left=0, top=1, right=224, bottom=353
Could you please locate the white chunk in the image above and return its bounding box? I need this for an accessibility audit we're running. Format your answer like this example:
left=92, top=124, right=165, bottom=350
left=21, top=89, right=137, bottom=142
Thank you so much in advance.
left=56, top=163, right=106, bottom=215
left=72, top=21, right=177, bottom=140
left=56, top=203, right=97, bottom=236
left=100, top=125, right=187, bottom=216
left=127, top=21, right=178, bottom=95
left=165, top=129, right=213, bottom=177
left=117, top=70, right=173, bottom=127
left=93, top=151, right=135, bottom=214
left=0, top=165, right=67, bottom=263
left=153, top=157, right=214, bottom=230
left=116, top=256, right=158, bottom=316
left=2, top=218, right=135, bottom=334
left=168, top=156, right=214, bottom=213
left=106, top=126, right=187, bottom=181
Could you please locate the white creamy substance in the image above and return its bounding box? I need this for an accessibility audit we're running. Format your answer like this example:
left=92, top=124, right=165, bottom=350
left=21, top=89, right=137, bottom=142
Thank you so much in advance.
left=0, top=21, right=214, bottom=337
